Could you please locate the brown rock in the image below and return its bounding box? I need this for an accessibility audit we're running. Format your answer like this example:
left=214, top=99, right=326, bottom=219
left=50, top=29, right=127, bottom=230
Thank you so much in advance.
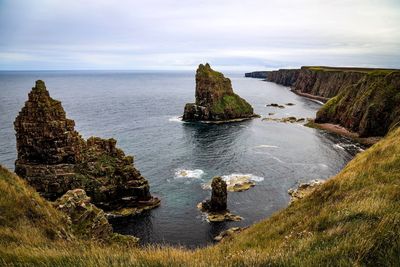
left=14, top=80, right=160, bottom=216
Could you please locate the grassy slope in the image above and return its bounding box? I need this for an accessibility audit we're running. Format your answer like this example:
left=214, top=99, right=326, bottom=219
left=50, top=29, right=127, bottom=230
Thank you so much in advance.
left=1, top=128, right=400, bottom=266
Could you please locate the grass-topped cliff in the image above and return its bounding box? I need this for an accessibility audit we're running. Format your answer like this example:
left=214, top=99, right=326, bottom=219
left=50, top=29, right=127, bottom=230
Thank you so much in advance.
left=1, top=127, right=400, bottom=266
left=316, top=71, right=400, bottom=137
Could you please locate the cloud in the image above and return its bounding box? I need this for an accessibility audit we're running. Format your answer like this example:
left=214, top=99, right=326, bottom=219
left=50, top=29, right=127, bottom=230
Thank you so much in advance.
left=0, top=0, right=399, bottom=70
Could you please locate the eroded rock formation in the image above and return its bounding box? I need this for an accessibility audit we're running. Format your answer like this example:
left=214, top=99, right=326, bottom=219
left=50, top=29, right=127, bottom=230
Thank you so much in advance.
left=198, top=176, right=242, bottom=222
left=183, top=63, right=255, bottom=122
left=202, top=176, right=227, bottom=212
left=15, top=80, right=160, bottom=217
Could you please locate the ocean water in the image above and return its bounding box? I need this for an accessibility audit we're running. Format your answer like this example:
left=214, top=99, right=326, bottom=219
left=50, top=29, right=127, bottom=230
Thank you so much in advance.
left=0, top=70, right=361, bottom=248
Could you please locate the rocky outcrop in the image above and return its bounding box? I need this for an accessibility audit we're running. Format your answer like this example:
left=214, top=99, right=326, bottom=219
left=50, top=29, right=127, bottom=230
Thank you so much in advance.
left=316, top=71, right=400, bottom=137
left=288, top=179, right=325, bottom=204
left=54, top=188, right=138, bottom=244
left=14, top=80, right=160, bottom=217
left=245, top=71, right=268, bottom=79
left=266, top=69, right=300, bottom=86
left=183, top=64, right=256, bottom=122
left=202, top=176, right=227, bottom=212
left=198, top=176, right=242, bottom=222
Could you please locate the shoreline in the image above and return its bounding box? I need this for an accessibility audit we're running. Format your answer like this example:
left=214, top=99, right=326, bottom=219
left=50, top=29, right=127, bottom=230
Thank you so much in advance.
left=290, top=89, right=329, bottom=103
left=305, top=120, right=382, bottom=146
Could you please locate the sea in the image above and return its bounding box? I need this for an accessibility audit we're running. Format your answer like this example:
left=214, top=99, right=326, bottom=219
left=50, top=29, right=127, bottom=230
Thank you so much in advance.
left=0, top=70, right=362, bottom=248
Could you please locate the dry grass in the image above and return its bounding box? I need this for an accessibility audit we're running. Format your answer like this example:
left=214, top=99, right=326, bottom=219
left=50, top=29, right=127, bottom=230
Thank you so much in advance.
left=1, top=128, right=400, bottom=266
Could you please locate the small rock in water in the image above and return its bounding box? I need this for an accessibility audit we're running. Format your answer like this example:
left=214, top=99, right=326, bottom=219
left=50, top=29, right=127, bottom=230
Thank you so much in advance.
left=198, top=176, right=242, bottom=222
left=286, top=103, right=295, bottom=106
left=266, top=103, right=285, bottom=108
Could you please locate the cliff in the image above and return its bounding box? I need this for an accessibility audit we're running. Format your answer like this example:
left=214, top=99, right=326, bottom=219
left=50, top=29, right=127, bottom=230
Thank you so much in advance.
left=1, top=127, right=400, bottom=265
left=251, top=66, right=400, bottom=137
left=14, top=80, right=160, bottom=216
left=244, top=71, right=268, bottom=79
left=316, top=71, right=400, bottom=137
left=183, top=64, right=255, bottom=122
left=266, top=69, right=300, bottom=86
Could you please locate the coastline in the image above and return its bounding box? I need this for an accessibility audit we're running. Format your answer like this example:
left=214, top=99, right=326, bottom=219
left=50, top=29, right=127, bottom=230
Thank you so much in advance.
left=305, top=119, right=382, bottom=146
left=290, top=89, right=329, bottom=103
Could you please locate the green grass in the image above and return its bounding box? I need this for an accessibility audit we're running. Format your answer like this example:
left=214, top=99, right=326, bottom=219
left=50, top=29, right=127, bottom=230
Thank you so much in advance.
left=304, top=66, right=400, bottom=74
left=210, top=94, right=253, bottom=116
left=1, top=127, right=400, bottom=266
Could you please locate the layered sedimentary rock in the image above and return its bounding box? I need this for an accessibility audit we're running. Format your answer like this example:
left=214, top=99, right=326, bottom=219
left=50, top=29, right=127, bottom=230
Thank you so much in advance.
left=316, top=71, right=400, bottom=137
left=183, top=63, right=255, bottom=122
left=14, top=80, right=160, bottom=216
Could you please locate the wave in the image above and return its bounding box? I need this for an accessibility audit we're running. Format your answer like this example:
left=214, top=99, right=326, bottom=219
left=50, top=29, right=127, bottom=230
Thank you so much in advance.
left=256, top=145, right=279, bottom=148
left=174, top=169, right=205, bottom=179
left=169, top=116, right=183, bottom=122
left=202, top=173, right=264, bottom=190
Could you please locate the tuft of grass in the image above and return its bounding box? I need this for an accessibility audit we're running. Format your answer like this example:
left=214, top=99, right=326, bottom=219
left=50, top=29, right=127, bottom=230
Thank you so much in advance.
left=1, top=128, right=400, bottom=266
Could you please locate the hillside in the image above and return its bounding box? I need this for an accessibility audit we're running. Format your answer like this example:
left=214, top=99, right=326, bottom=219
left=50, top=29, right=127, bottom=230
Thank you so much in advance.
left=1, top=127, right=400, bottom=266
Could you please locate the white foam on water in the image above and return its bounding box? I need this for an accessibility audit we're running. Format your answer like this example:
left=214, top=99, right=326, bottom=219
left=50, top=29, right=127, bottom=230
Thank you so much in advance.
left=333, top=144, right=345, bottom=150
left=256, top=145, right=279, bottom=148
left=169, top=116, right=183, bottom=122
left=202, top=173, right=264, bottom=190
left=174, top=169, right=205, bottom=179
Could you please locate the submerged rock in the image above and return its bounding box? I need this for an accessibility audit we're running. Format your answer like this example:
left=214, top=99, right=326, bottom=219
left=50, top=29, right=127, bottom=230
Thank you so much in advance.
left=183, top=63, right=256, bottom=122
left=55, top=189, right=138, bottom=244
left=198, top=176, right=242, bottom=222
left=14, top=80, right=160, bottom=217
left=288, top=179, right=325, bottom=204
left=266, top=103, right=285, bottom=108
left=262, top=116, right=306, bottom=124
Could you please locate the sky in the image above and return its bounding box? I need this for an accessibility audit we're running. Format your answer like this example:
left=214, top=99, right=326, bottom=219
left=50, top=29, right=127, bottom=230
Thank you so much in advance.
left=0, top=0, right=399, bottom=71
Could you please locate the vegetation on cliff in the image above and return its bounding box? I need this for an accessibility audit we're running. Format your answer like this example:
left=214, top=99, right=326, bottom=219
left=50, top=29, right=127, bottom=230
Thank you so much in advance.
left=1, top=126, right=400, bottom=266
left=316, top=71, right=400, bottom=137
left=183, top=63, right=255, bottom=122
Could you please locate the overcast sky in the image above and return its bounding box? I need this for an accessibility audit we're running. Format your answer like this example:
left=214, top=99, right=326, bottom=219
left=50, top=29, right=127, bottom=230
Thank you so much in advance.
left=0, top=0, right=399, bottom=70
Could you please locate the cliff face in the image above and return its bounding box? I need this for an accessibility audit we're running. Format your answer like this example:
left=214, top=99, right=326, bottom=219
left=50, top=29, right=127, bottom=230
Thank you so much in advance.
left=316, top=71, right=400, bottom=137
left=266, top=69, right=300, bottom=87
left=251, top=66, right=400, bottom=137
left=244, top=71, right=268, bottom=79
left=183, top=63, right=255, bottom=121
left=292, top=67, right=365, bottom=98
left=14, top=80, right=160, bottom=216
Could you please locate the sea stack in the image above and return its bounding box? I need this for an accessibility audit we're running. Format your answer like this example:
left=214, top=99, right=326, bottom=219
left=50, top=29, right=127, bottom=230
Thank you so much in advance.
left=198, top=176, right=242, bottom=222
left=14, top=80, right=160, bottom=217
left=183, top=63, right=256, bottom=122
left=202, top=176, right=228, bottom=212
